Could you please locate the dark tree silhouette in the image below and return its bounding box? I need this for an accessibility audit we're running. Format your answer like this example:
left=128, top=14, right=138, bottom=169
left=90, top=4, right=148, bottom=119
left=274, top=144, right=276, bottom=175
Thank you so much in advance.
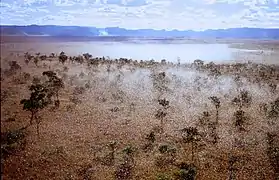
left=20, top=84, right=49, bottom=135
left=234, top=110, right=246, bottom=131
left=115, top=146, right=135, bottom=180
left=232, top=90, right=252, bottom=110
left=24, top=52, right=33, bottom=64
left=175, top=162, right=197, bottom=180
left=8, top=61, right=21, bottom=72
left=83, top=53, right=92, bottom=60
left=267, top=97, right=279, bottom=118
left=268, top=83, right=277, bottom=94
left=181, top=127, right=201, bottom=163
left=193, top=59, right=204, bottom=67
left=49, top=53, right=55, bottom=58
left=228, top=155, right=239, bottom=180
left=158, top=98, right=170, bottom=108
left=59, top=51, right=68, bottom=64
left=42, top=71, right=64, bottom=107
left=34, top=57, right=39, bottom=67
left=209, top=96, right=221, bottom=124
left=39, top=55, right=47, bottom=61
left=266, top=132, right=279, bottom=178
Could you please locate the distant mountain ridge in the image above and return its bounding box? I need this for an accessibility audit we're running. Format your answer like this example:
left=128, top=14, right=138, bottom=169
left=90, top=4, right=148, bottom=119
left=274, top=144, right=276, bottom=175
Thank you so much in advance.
left=1, top=25, right=279, bottom=39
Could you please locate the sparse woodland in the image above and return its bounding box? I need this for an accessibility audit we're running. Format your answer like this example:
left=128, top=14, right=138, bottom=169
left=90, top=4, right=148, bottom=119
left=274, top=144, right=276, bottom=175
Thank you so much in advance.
left=1, top=49, right=279, bottom=180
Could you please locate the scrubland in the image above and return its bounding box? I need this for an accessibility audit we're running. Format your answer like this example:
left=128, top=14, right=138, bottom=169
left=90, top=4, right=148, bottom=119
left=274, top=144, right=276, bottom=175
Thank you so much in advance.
left=1, top=42, right=279, bottom=180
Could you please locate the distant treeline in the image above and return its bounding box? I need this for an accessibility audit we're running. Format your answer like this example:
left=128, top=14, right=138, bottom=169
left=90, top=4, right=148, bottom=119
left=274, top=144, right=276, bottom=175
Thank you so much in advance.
left=1, top=25, right=279, bottom=39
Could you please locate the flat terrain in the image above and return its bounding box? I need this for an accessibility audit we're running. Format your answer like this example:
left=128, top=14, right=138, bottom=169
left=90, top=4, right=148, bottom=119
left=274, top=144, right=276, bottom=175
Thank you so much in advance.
left=1, top=37, right=279, bottom=180
left=1, top=36, right=279, bottom=65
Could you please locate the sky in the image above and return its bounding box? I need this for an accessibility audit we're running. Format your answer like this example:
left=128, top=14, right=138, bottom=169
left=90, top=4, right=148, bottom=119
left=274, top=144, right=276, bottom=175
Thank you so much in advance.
left=0, top=0, right=279, bottom=30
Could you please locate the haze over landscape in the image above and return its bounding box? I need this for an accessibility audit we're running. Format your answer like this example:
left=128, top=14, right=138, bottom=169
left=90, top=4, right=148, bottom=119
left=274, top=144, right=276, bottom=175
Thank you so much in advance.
left=1, top=0, right=279, bottom=180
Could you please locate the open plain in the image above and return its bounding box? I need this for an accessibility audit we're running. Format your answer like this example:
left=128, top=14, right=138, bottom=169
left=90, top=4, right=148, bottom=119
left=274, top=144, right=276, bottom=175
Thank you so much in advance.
left=1, top=37, right=279, bottom=180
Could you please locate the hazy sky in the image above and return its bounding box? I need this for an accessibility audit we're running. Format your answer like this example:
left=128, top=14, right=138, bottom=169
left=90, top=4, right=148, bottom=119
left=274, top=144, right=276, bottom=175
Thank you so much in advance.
left=1, top=0, right=279, bottom=30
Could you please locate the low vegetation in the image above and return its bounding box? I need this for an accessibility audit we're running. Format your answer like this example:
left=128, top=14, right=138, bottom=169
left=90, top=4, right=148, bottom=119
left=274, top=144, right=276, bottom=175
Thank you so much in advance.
left=1, top=49, right=278, bottom=180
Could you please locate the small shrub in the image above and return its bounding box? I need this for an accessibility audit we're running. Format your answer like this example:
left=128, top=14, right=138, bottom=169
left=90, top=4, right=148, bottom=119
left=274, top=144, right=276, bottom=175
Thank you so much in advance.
left=159, top=145, right=170, bottom=154
left=199, top=111, right=211, bottom=126
left=22, top=72, right=31, bottom=81
left=59, top=51, right=68, bottom=64
left=1, top=90, right=9, bottom=102
left=111, top=91, right=125, bottom=102
left=267, top=97, right=279, bottom=119
left=110, top=107, right=120, bottom=112
left=155, top=109, right=167, bottom=119
left=193, top=59, right=204, bottom=67
left=233, top=110, right=247, bottom=131
left=232, top=90, right=252, bottom=109
left=40, top=55, right=47, bottom=61
left=8, top=61, right=21, bottom=71
left=115, top=162, right=133, bottom=180
left=5, top=117, right=16, bottom=122
left=266, top=132, right=279, bottom=177
left=69, top=95, right=82, bottom=105
left=61, top=73, right=68, bottom=80
left=115, top=146, right=135, bottom=180
left=13, top=72, right=31, bottom=84
left=66, top=104, right=75, bottom=112
left=85, top=81, right=91, bottom=89
left=83, top=53, right=92, bottom=60
left=49, top=53, right=55, bottom=58
left=32, top=76, right=41, bottom=85
left=13, top=76, right=25, bottom=84
left=156, top=173, right=171, bottom=180
left=73, top=86, right=86, bottom=95
left=151, top=72, right=169, bottom=93
left=79, top=72, right=85, bottom=78
left=123, top=145, right=135, bottom=155
left=228, top=155, right=239, bottom=180
left=155, top=144, right=177, bottom=168
left=146, top=131, right=156, bottom=143
left=77, top=163, right=95, bottom=180
left=158, top=98, right=170, bottom=108
left=101, top=141, right=117, bottom=166
left=143, top=131, right=156, bottom=151
left=24, top=52, right=33, bottom=63
left=34, top=57, right=39, bottom=66
left=240, top=90, right=252, bottom=107
left=174, top=163, right=197, bottom=180
left=1, top=126, right=27, bottom=159
left=259, top=103, right=268, bottom=116
left=63, top=66, right=69, bottom=72
left=269, top=83, right=277, bottom=93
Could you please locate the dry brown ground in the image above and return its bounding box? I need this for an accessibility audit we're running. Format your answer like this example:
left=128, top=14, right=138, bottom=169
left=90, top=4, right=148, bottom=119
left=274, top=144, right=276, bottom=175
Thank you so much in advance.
left=1, top=39, right=279, bottom=180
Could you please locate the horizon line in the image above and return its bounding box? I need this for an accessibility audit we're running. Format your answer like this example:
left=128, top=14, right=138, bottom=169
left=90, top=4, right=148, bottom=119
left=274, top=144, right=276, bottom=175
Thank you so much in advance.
left=1, top=24, right=279, bottom=32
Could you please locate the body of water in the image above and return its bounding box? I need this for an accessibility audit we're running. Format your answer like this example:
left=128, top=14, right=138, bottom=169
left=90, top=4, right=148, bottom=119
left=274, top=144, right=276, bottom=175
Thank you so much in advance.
left=2, top=39, right=277, bottom=64
left=72, top=42, right=236, bottom=63
left=64, top=41, right=273, bottom=63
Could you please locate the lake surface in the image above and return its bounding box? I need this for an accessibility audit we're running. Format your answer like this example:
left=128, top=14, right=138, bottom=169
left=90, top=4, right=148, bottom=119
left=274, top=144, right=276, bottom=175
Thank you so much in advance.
left=56, top=41, right=276, bottom=64
left=2, top=38, right=278, bottom=64
left=75, top=42, right=235, bottom=62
